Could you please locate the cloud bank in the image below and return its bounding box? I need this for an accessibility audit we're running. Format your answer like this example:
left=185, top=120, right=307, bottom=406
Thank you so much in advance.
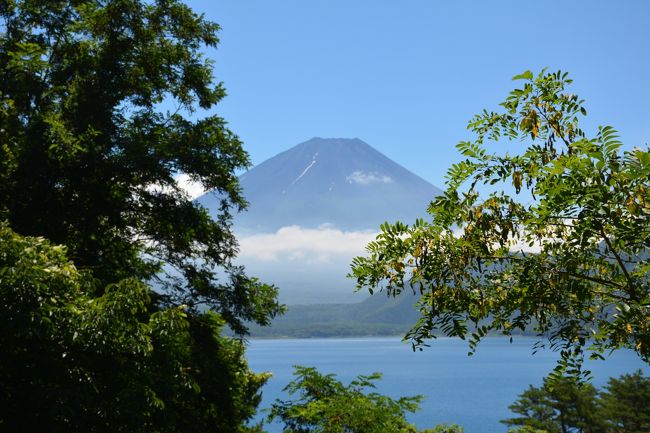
left=237, top=225, right=378, bottom=264
left=237, top=225, right=543, bottom=271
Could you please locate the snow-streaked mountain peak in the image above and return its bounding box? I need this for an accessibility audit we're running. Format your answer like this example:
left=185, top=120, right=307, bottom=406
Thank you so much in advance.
left=197, top=137, right=442, bottom=232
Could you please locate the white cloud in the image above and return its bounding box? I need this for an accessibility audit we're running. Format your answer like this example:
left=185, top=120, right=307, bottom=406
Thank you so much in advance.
left=237, top=225, right=378, bottom=264
left=346, top=171, right=393, bottom=185
left=144, top=174, right=206, bottom=200
left=174, top=173, right=205, bottom=200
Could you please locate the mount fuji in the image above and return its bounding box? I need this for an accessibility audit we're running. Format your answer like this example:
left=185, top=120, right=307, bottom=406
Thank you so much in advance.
left=198, top=137, right=442, bottom=233
left=196, top=137, right=442, bottom=304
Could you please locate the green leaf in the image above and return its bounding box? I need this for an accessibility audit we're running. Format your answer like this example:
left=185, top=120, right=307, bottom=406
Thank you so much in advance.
left=512, top=70, right=533, bottom=81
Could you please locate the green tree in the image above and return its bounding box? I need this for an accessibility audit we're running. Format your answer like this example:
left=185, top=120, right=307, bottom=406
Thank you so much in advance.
left=0, top=0, right=281, bottom=333
left=502, top=376, right=604, bottom=433
left=503, top=370, right=650, bottom=433
left=268, top=366, right=462, bottom=433
left=351, top=70, right=649, bottom=372
left=599, top=370, right=650, bottom=433
left=507, top=428, right=552, bottom=433
left=0, top=223, right=267, bottom=432
left=0, top=1, right=280, bottom=431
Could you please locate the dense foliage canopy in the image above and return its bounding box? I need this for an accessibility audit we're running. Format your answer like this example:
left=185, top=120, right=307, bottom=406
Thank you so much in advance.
left=351, top=70, right=649, bottom=373
left=0, top=223, right=267, bottom=432
left=0, top=1, right=279, bottom=431
left=0, top=0, right=281, bottom=333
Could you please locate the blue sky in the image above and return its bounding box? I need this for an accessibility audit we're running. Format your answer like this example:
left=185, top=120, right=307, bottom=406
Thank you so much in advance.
left=185, top=0, right=650, bottom=188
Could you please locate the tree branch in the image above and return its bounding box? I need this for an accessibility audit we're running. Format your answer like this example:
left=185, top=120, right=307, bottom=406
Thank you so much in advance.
left=599, top=226, right=638, bottom=301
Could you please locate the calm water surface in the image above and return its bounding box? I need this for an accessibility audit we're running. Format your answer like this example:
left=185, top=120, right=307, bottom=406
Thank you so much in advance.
left=246, top=337, right=648, bottom=433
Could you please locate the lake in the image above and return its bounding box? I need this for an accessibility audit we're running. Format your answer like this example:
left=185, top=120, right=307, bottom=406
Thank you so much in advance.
left=246, top=337, right=648, bottom=433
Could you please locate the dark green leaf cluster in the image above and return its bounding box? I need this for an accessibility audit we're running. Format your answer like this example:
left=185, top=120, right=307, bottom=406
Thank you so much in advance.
left=0, top=223, right=268, bottom=433
left=268, top=366, right=462, bottom=433
left=503, top=370, right=650, bottom=433
left=0, top=0, right=282, bottom=333
left=351, top=70, right=649, bottom=373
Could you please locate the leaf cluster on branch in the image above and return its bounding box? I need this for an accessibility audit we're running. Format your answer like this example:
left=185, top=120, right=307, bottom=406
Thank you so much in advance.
left=351, top=70, right=649, bottom=374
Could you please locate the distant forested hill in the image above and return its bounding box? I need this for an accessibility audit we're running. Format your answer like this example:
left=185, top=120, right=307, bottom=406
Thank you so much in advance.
left=244, top=292, right=541, bottom=339
left=245, top=293, right=421, bottom=338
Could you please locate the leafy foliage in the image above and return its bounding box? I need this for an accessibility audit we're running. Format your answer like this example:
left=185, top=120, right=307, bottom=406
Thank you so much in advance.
left=503, top=370, right=650, bottom=433
left=0, top=223, right=268, bottom=432
left=0, top=0, right=281, bottom=333
left=351, top=70, right=650, bottom=373
left=268, top=366, right=462, bottom=433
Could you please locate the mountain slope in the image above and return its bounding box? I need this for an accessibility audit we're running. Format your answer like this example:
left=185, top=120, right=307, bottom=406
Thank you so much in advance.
left=198, top=137, right=442, bottom=232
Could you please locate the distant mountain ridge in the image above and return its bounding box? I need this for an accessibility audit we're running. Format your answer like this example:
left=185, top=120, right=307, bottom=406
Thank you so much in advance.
left=245, top=293, right=422, bottom=338
left=198, top=137, right=442, bottom=232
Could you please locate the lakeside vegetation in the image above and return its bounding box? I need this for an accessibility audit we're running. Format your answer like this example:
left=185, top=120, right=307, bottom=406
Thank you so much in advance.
left=265, top=366, right=650, bottom=433
left=503, top=370, right=650, bottom=433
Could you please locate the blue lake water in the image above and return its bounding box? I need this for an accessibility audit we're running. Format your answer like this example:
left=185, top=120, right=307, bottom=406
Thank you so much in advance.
left=246, top=337, right=648, bottom=433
